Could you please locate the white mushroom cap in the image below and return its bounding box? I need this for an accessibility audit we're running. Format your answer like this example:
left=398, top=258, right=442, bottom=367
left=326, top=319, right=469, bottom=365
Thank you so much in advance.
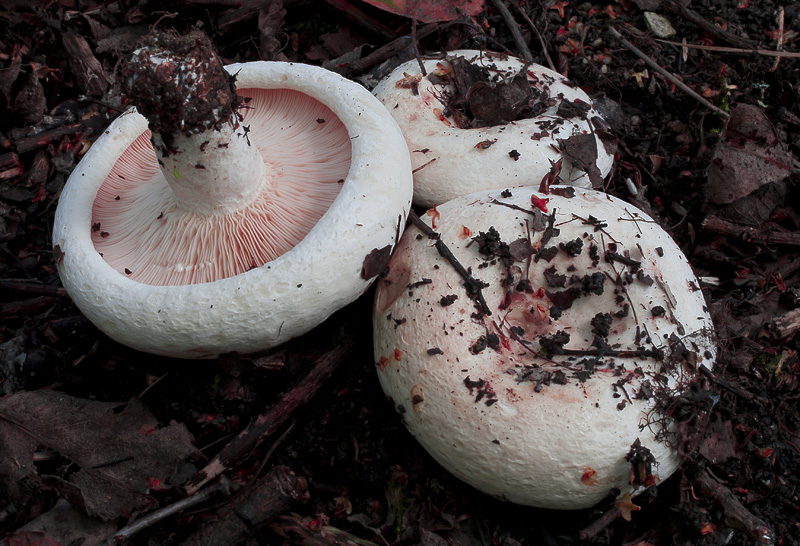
left=372, top=50, right=615, bottom=208
left=373, top=186, right=715, bottom=509
left=54, top=61, right=412, bottom=358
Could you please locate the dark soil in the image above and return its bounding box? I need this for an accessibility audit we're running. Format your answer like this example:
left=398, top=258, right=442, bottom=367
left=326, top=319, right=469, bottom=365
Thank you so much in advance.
left=1, top=1, right=799, bottom=545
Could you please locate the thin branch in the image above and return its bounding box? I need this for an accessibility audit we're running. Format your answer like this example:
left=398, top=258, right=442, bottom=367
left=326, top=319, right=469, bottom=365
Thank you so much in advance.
left=336, top=23, right=439, bottom=77
left=490, top=0, right=533, bottom=62
left=657, top=39, right=800, bottom=59
left=769, top=6, right=785, bottom=72
left=609, top=27, right=730, bottom=120
left=579, top=506, right=622, bottom=540
left=511, top=1, right=555, bottom=71
left=702, top=215, right=800, bottom=247
left=560, top=347, right=662, bottom=359
left=180, top=466, right=308, bottom=546
left=766, top=307, right=800, bottom=339
left=666, top=1, right=758, bottom=50
left=411, top=18, right=427, bottom=76
left=106, top=477, right=232, bottom=545
left=693, top=471, right=775, bottom=545
left=408, top=211, right=491, bottom=316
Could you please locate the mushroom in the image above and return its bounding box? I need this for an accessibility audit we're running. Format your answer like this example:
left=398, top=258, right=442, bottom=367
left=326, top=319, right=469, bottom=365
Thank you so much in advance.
left=53, top=31, right=412, bottom=358
left=372, top=50, right=616, bottom=208
left=373, top=185, right=715, bottom=509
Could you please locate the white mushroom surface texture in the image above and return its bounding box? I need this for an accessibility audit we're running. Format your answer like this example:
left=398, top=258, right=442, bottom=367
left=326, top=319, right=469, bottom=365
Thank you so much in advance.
left=373, top=186, right=716, bottom=509
left=372, top=50, right=615, bottom=208
left=53, top=61, right=412, bottom=358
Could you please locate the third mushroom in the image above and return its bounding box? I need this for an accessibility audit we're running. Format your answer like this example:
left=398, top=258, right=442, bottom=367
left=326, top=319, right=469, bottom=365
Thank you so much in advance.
left=373, top=185, right=716, bottom=510
left=373, top=50, right=616, bottom=207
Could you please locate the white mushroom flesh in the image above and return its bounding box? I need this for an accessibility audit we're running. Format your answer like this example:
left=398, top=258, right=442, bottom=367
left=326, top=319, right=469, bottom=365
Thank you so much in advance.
left=373, top=185, right=715, bottom=509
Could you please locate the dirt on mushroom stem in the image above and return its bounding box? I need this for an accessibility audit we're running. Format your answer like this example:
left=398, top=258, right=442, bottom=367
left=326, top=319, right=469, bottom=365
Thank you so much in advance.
left=117, top=28, right=270, bottom=219
left=122, top=29, right=242, bottom=140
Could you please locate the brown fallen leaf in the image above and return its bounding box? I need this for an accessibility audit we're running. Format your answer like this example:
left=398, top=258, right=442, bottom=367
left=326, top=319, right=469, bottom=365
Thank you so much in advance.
left=0, top=415, right=38, bottom=507
left=559, top=132, right=604, bottom=188
left=0, top=390, right=199, bottom=520
left=5, top=499, right=114, bottom=546
left=705, top=104, right=791, bottom=205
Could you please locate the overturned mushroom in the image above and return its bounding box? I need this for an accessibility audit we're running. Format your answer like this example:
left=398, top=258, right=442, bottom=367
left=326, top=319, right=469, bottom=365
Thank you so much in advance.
left=372, top=50, right=615, bottom=207
left=53, top=31, right=412, bottom=358
left=373, top=186, right=715, bottom=509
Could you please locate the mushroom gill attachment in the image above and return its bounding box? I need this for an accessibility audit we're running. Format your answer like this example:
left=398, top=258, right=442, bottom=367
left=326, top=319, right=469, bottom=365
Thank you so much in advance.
left=373, top=186, right=715, bottom=509
left=91, top=88, right=351, bottom=286
left=53, top=59, right=413, bottom=358
left=372, top=50, right=616, bottom=208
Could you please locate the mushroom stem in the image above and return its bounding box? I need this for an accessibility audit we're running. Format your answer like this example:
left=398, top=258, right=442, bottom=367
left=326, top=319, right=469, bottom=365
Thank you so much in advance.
left=151, top=123, right=267, bottom=216
left=123, top=29, right=267, bottom=216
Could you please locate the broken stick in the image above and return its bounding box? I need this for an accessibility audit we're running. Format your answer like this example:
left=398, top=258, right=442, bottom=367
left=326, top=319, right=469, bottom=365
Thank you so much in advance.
left=185, top=340, right=353, bottom=494
left=609, top=27, right=729, bottom=120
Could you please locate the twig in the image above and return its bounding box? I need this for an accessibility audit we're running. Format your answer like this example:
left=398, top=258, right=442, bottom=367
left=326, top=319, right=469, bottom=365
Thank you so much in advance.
left=0, top=296, right=57, bottom=318
left=697, top=364, right=767, bottom=403
left=656, top=39, right=800, bottom=59
left=411, top=19, right=427, bottom=76
left=766, top=307, right=800, bottom=339
left=137, top=372, right=168, bottom=399
left=185, top=340, right=353, bottom=494
left=180, top=466, right=308, bottom=546
left=511, top=2, right=555, bottom=71
left=692, top=471, right=775, bottom=545
left=666, top=1, right=758, bottom=50
left=106, top=477, right=232, bottom=545
left=335, top=23, right=438, bottom=77
left=702, top=215, right=800, bottom=247
left=769, top=6, right=785, bottom=72
left=0, top=280, right=67, bottom=296
left=408, top=211, right=491, bottom=316
left=325, top=0, right=397, bottom=40
left=579, top=506, right=622, bottom=540
left=777, top=107, right=800, bottom=127
left=560, top=347, right=662, bottom=359
left=609, top=27, right=729, bottom=120
left=490, top=0, right=533, bottom=62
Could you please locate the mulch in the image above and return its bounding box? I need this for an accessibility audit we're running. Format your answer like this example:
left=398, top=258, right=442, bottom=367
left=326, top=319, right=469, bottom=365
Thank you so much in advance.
left=1, top=1, right=799, bottom=545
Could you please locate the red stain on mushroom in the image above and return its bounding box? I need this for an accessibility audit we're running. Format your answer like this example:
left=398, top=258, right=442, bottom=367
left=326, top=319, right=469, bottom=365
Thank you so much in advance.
left=581, top=467, right=598, bottom=486
left=426, top=205, right=440, bottom=229
left=393, top=348, right=404, bottom=361
left=377, top=355, right=390, bottom=370
left=458, top=226, right=473, bottom=239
